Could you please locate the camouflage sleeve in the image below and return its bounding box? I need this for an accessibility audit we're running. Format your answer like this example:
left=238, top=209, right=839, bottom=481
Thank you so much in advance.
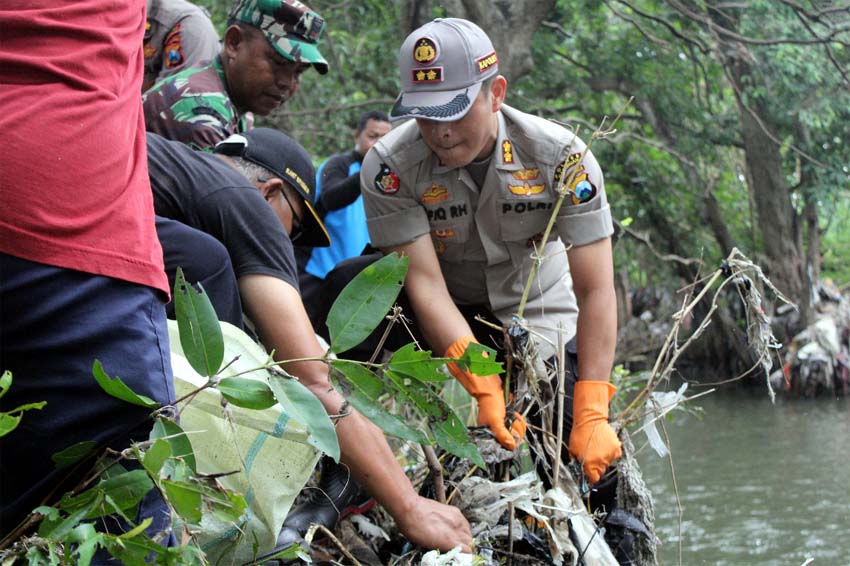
left=143, top=88, right=232, bottom=151
left=154, top=11, right=220, bottom=84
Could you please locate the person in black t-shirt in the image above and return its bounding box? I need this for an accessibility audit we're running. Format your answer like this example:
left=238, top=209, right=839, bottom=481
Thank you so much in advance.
left=146, top=129, right=474, bottom=554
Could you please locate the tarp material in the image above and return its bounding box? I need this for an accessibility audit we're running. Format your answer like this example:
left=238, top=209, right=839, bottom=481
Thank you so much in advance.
left=168, top=321, right=321, bottom=565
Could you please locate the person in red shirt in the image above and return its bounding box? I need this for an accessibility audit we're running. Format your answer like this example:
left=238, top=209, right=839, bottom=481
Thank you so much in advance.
left=0, top=0, right=176, bottom=547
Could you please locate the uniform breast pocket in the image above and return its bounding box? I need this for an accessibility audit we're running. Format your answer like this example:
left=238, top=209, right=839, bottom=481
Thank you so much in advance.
left=429, top=220, right=470, bottom=262
left=498, top=197, right=555, bottom=243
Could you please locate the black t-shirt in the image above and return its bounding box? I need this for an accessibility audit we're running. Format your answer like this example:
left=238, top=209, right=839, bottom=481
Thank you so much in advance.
left=146, top=132, right=299, bottom=290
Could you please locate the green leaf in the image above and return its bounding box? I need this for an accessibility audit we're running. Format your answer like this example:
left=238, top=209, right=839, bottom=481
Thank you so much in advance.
left=203, top=485, right=248, bottom=523
left=387, top=343, right=452, bottom=382
left=331, top=360, right=384, bottom=398
left=116, top=517, right=152, bottom=540
left=151, top=417, right=196, bottom=474
left=0, top=413, right=22, bottom=438
left=330, top=361, right=429, bottom=443
left=253, top=543, right=308, bottom=564
left=92, top=360, right=158, bottom=409
left=141, top=438, right=172, bottom=478
left=457, top=342, right=503, bottom=377
left=69, top=523, right=103, bottom=566
left=0, top=370, right=11, bottom=399
left=173, top=267, right=225, bottom=377
left=268, top=373, right=340, bottom=461
left=162, top=480, right=203, bottom=524
left=218, top=377, right=277, bottom=410
left=51, top=441, right=98, bottom=470
left=39, top=494, right=100, bottom=540
left=434, top=424, right=487, bottom=470
left=102, top=533, right=167, bottom=565
left=327, top=253, right=408, bottom=353
left=60, top=470, right=152, bottom=520
left=347, top=389, right=429, bottom=444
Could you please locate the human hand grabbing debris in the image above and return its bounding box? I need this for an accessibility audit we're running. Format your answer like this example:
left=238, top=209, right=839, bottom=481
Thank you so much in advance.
left=569, top=380, right=622, bottom=483
left=395, top=494, right=473, bottom=552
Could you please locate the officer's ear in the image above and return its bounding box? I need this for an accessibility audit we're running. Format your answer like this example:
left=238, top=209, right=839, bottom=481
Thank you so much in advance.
left=258, top=177, right=285, bottom=201
left=489, top=75, right=507, bottom=113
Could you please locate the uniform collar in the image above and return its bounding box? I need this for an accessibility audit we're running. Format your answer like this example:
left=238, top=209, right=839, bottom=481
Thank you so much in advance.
left=430, top=110, right=520, bottom=174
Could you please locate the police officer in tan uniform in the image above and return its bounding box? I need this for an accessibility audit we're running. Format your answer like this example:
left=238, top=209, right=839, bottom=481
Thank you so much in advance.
left=143, top=0, right=220, bottom=92
left=359, top=18, right=621, bottom=484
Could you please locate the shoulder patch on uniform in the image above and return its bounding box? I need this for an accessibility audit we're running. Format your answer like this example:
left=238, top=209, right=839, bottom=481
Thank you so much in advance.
left=163, top=24, right=185, bottom=69
left=569, top=172, right=597, bottom=204
left=501, top=140, right=514, bottom=164
left=421, top=183, right=449, bottom=204
left=374, top=163, right=400, bottom=194
left=553, top=153, right=583, bottom=187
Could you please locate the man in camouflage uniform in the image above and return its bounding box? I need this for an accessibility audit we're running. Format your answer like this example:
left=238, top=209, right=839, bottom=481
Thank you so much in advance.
left=142, top=0, right=220, bottom=92
left=143, top=0, right=327, bottom=149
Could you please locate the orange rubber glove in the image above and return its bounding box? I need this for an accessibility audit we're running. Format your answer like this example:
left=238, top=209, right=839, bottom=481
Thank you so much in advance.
left=445, top=336, right=526, bottom=450
left=568, top=380, right=622, bottom=484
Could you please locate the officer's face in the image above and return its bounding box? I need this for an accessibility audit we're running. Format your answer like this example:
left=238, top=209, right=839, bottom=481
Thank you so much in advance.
left=415, top=84, right=501, bottom=169
left=225, top=26, right=310, bottom=116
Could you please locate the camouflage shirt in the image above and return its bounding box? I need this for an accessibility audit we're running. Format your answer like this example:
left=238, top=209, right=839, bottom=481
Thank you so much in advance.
left=143, top=56, right=254, bottom=150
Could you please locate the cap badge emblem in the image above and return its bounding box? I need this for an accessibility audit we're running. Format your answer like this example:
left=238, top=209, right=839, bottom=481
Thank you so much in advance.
left=413, top=37, right=437, bottom=65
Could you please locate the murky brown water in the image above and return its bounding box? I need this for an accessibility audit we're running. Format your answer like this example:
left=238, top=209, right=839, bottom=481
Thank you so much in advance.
left=635, top=387, right=850, bottom=566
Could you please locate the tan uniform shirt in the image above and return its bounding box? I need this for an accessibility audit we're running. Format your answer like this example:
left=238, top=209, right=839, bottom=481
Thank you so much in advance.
left=361, top=104, right=613, bottom=357
left=143, top=0, right=220, bottom=92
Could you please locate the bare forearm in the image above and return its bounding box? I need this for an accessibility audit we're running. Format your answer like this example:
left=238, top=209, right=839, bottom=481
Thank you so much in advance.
left=569, top=237, right=618, bottom=382
left=574, top=286, right=617, bottom=382
left=237, top=275, right=419, bottom=516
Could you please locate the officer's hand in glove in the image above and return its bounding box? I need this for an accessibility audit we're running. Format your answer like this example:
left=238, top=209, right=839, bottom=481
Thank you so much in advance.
left=568, top=380, right=622, bottom=484
left=445, top=336, right=526, bottom=450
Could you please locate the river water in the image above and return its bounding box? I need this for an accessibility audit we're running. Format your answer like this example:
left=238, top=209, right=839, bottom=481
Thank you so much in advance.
left=634, top=387, right=850, bottom=565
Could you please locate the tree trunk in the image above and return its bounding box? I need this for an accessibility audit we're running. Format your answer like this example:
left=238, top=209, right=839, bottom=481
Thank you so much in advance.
left=707, top=2, right=812, bottom=328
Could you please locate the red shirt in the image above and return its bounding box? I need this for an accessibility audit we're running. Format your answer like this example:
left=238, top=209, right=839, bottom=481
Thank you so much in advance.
left=0, top=0, right=169, bottom=295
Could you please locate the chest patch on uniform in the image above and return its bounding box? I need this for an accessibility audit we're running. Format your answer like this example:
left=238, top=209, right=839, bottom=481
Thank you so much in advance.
left=163, top=24, right=185, bottom=69
left=432, top=239, right=448, bottom=256
left=502, top=140, right=514, bottom=164
left=512, top=168, right=539, bottom=181
left=508, top=182, right=545, bottom=197
left=414, top=37, right=438, bottom=64
left=144, top=42, right=156, bottom=59
left=421, top=184, right=449, bottom=204
left=412, top=67, right=443, bottom=83
left=375, top=163, right=400, bottom=194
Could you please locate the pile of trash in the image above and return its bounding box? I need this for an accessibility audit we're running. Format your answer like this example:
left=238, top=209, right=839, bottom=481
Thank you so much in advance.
left=293, top=429, right=656, bottom=565
left=771, top=282, right=850, bottom=398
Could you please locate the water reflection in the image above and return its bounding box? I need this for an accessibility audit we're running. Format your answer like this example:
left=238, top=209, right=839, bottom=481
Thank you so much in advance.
left=635, top=388, right=850, bottom=565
